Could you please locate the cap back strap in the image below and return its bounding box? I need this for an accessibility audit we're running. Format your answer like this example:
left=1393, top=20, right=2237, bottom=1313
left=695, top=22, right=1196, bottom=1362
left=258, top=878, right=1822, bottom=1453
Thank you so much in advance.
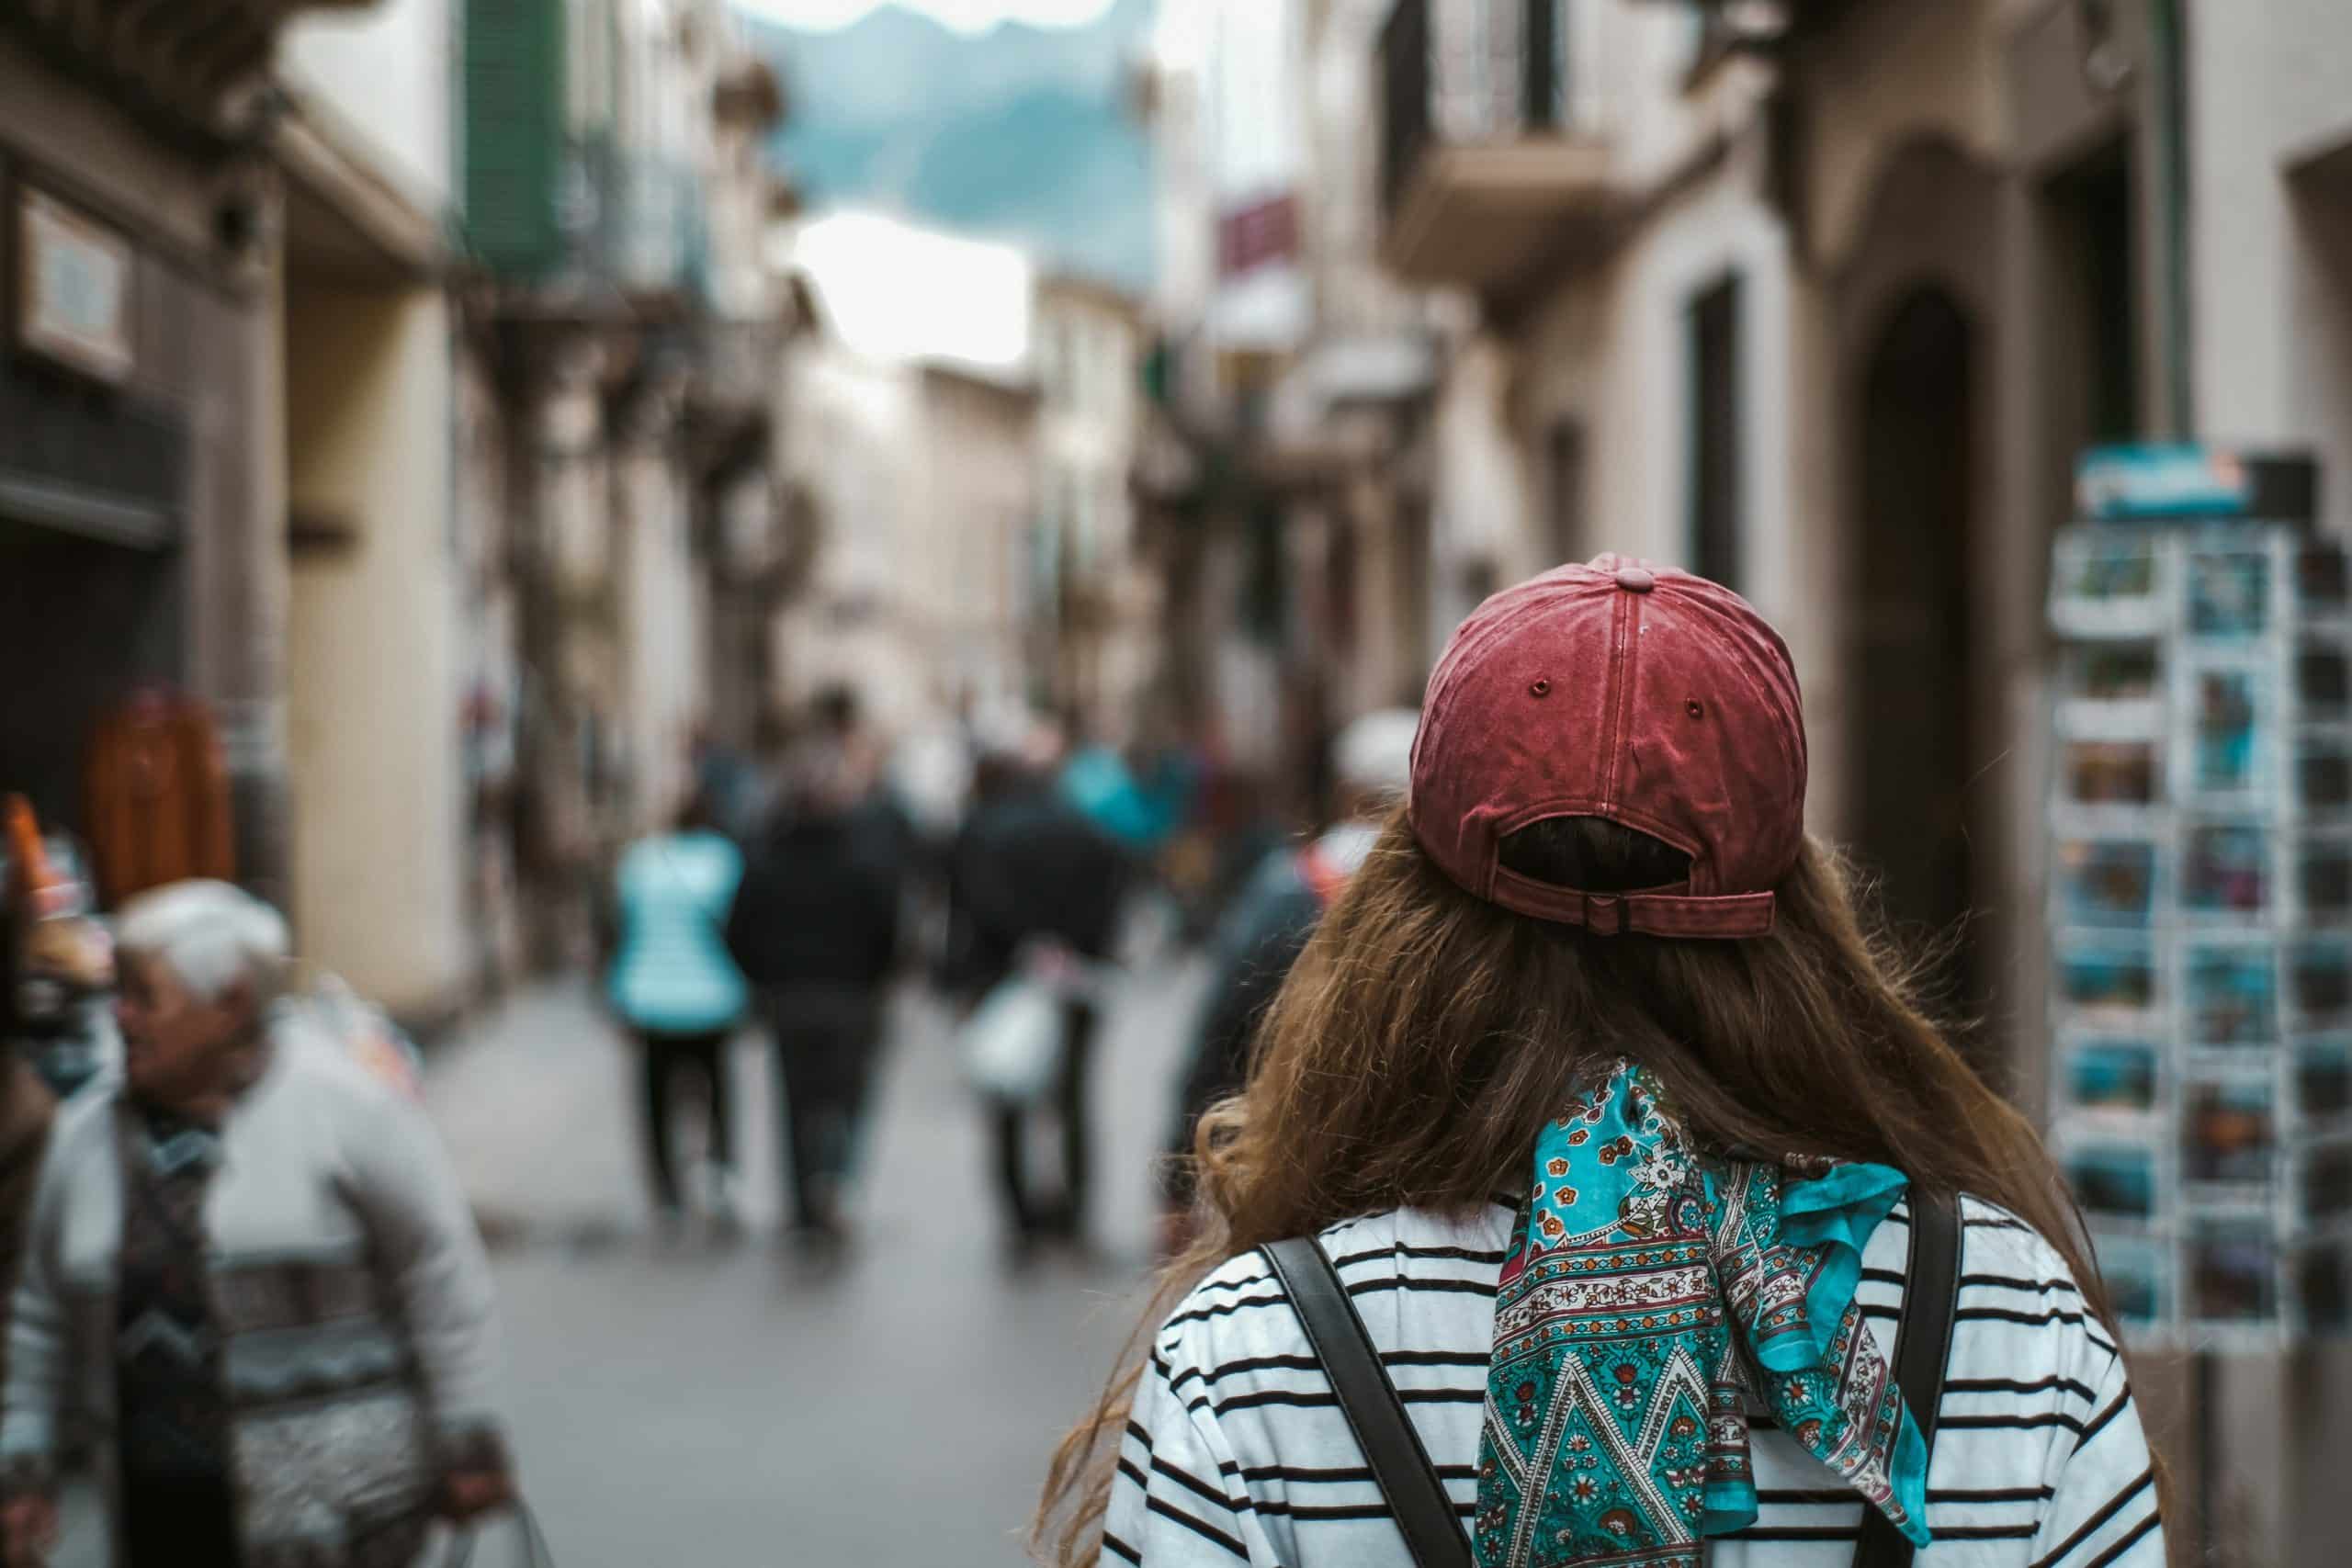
left=1487, top=867, right=1778, bottom=939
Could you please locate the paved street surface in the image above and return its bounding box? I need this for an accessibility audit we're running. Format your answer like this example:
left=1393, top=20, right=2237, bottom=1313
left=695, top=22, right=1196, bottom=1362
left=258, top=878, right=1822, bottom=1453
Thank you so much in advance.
left=423, top=953, right=1204, bottom=1567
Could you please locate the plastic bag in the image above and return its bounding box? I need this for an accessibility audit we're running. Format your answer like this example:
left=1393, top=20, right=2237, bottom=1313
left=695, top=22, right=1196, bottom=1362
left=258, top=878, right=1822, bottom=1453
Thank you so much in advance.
left=959, top=975, right=1068, bottom=1105
left=441, top=1503, right=555, bottom=1567
left=280, top=973, right=424, bottom=1100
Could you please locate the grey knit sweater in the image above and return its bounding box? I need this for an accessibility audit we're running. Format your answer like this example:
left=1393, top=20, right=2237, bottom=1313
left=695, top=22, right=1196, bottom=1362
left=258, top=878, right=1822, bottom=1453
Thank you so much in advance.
left=0, top=1031, right=509, bottom=1566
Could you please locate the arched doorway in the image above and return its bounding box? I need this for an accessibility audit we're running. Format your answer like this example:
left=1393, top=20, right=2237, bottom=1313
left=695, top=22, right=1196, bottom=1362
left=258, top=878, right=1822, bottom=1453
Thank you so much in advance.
left=1854, top=286, right=1978, bottom=1011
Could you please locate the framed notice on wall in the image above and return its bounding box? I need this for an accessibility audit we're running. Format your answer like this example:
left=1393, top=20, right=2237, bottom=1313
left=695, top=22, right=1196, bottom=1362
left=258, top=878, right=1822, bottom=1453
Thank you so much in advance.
left=16, top=188, right=134, bottom=383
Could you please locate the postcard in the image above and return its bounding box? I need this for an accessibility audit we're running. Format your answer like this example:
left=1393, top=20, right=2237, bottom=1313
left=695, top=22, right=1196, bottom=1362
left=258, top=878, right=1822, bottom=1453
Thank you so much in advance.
left=2187, top=547, right=2271, bottom=639
left=2290, top=937, right=2352, bottom=1028
left=2183, top=941, right=2277, bottom=1050
left=2300, top=1039, right=2352, bottom=1125
left=2061, top=739, right=2162, bottom=807
left=2054, top=838, right=2159, bottom=928
left=2302, top=636, right=2352, bottom=725
left=2182, top=1077, right=2277, bottom=1187
left=2091, top=1235, right=2171, bottom=1330
left=2299, top=544, right=2350, bottom=616
left=2296, top=1245, right=2348, bottom=1335
left=2180, top=823, right=2269, bottom=918
left=2065, top=1041, right=2161, bottom=1118
left=2188, top=1221, right=2278, bottom=1324
left=2187, top=667, right=2268, bottom=800
left=2057, top=936, right=2159, bottom=1025
left=2066, top=1144, right=2159, bottom=1223
left=2299, top=835, right=2352, bottom=923
left=2298, top=733, right=2352, bottom=813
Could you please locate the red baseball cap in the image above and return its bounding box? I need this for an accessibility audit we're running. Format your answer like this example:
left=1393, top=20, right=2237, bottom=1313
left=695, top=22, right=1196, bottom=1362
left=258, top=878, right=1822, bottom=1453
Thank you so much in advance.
left=1407, top=554, right=1806, bottom=938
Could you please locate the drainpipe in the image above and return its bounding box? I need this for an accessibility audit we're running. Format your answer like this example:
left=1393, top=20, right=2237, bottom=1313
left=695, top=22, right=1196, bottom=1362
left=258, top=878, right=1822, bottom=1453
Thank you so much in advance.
left=2143, top=7, right=2212, bottom=1551
left=2150, top=0, right=2194, bottom=437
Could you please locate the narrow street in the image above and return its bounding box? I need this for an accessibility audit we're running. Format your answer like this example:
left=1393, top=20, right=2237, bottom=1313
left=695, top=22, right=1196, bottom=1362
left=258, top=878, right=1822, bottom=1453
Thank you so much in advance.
left=422, top=956, right=1204, bottom=1566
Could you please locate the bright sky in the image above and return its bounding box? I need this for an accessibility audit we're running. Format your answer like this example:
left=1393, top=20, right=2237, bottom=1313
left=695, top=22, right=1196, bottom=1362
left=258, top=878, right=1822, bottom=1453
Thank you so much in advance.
left=732, top=0, right=1118, bottom=35
left=786, top=211, right=1034, bottom=369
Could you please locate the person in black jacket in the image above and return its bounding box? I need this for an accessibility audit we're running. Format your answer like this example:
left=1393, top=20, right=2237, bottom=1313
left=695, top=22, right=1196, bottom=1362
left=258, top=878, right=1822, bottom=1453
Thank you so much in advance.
left=725, top=741, right=908, bottom=1242
left=942, top=750, right=1131, bottom=1257
left=1157, top=708, right=1419, bottom=1257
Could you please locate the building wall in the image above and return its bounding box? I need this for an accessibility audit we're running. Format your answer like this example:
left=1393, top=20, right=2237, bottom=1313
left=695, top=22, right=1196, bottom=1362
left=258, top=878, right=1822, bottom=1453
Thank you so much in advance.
left=1427, top=334, right=1528, bottom=638
left=2188, top=0, right=2352, bottom=535
left=2180, top=9, right=2352, bottom=1560
left=617, top=434, right=705, bottom=832
left=452, top=347, right=526, bottom=988
left=920, top=373, right=1037, bottom=718
left=284, top=285, right=466, bottom=1017
left=1038, top=286, right=1150, bottom=736
left=1798, top=0, right=2007, bottom=270
left=0, top=39, right=284, bottom=893
left=777, top=340, right=929, bottom=732
left=279, top=0, right=454, bottom=211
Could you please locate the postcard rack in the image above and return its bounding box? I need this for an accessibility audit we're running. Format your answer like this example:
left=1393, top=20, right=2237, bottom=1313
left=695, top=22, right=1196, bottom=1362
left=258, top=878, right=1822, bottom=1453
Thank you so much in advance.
left=2047, top=492, right=2351, bottom=1346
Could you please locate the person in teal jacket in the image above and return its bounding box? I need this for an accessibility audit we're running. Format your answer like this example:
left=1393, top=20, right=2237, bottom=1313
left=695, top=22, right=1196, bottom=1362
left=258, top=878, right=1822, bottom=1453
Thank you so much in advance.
left=607, top=792, right=748, bottom=1224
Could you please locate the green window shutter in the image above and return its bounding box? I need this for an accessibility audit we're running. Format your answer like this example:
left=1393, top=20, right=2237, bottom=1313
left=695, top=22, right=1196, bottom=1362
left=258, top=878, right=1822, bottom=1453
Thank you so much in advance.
left=464, top=0, right=566, bottom=277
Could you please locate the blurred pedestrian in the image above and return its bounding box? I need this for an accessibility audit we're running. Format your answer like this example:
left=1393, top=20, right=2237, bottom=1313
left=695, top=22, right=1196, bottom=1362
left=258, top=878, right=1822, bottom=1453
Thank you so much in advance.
left=1041, top=558, right=2165, bottom=1568
left=0, top=800, right=65, bottom=1327
left=607, top=790, right=749, bottom=1230
left=1156, top=708, right=1419, bottom=1256
left=2, top=797, right=115, bottom=1101
left=726, top=739, right=906, bottom=1245
left=944, top=748, right=1130, bottom=1258
left=1058, top=736, right=1190, bottom=856
left=1, top=881, right=513, bottom=1568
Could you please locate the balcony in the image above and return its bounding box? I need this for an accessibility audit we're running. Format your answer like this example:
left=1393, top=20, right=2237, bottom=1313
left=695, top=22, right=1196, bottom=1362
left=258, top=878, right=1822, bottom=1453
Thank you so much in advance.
left=1378, top=0, right=1621, bottom=302
left=464, top=0, right=713, bottom=305
left=3, top=0, right=377, bottom=141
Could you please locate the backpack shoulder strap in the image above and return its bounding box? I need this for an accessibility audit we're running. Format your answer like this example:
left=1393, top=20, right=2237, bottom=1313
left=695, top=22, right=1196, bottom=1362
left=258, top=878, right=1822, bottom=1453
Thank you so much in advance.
left=1261, top=1236, right=1474, bottom=1568
left=1853, top=1185, right=1963, bottom=1568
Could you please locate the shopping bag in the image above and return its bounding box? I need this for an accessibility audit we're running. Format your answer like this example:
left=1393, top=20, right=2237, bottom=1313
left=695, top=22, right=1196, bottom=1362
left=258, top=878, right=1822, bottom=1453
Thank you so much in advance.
left=959, top=974, right=1069, bottom=1105
left=441, top=1502, right=555, bottom=1568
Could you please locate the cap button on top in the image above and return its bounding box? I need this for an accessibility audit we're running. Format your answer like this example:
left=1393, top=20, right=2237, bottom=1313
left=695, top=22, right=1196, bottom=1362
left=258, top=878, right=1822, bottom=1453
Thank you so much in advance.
left=1614, top=566, right=1656, bottom=593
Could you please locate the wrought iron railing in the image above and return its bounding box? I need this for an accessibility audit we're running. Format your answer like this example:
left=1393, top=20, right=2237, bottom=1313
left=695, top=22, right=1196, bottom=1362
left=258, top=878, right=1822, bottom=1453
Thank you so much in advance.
left=1379, top=0, right=1594, bottom=217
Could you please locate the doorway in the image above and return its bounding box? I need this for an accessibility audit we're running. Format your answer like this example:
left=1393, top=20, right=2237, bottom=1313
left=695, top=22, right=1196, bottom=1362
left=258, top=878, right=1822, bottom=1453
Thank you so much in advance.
left=1854, top=286, right=1978, bottom=1011
left=1688, top=274, right=1744, bottom=589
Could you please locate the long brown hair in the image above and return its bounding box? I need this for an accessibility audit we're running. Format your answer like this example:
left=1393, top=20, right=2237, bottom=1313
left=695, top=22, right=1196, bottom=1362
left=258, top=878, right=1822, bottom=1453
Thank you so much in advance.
left=1036, top=809, right=2142, bottom=1563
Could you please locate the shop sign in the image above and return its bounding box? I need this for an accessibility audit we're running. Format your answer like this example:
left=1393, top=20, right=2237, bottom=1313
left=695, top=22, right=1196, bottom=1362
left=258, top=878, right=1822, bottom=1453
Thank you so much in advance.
left=17, top=189, right=135, bottom=384
left=2077, top=443, right=2317, bottom=525
left=1218, top=192, right=1299, bottom=279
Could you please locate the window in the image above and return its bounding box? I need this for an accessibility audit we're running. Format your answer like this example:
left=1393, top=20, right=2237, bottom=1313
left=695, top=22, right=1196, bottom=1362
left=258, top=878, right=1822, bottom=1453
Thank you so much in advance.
left=1687, top=274, right=1743, bottom=589
left=1525, top=0, right=1572, bottom=130
left=2071, top=147, right=2140, bottom=442
left=1544, top=418, right=1588, bottom=566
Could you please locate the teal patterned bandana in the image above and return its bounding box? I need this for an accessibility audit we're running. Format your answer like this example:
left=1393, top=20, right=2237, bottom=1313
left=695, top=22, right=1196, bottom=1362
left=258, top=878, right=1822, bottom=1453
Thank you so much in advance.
left=1474, top=1062, right=1929, bottom=1568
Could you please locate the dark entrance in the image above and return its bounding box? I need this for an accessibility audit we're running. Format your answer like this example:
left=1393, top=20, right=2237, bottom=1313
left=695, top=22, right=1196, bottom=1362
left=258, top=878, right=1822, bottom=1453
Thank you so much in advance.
left=1854, top=286, right=1979, bottom=1015
left=0, top=524, right=183, bottom=835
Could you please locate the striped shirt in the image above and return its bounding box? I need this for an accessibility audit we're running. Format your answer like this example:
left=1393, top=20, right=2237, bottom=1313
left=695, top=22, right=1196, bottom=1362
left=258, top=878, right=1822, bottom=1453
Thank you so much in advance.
left=1106, top=1197, right=2162, bottom=1568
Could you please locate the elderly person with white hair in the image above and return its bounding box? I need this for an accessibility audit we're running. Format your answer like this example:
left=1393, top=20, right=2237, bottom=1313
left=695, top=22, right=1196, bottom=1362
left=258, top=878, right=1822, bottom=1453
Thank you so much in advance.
left=0, top=881, right=513, bottom=1568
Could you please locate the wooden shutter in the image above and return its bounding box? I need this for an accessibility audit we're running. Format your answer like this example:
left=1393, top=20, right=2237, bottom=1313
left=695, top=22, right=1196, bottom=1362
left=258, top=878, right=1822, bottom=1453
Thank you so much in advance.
left=463, top=0, right=567, bottom=276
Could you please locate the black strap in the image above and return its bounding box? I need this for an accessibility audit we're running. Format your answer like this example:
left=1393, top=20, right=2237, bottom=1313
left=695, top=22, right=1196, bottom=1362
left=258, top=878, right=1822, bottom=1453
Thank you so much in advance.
left=1261, top=1237, right=1473, bottom=1568
left=1853, top=1185, right=1962, bottom=1568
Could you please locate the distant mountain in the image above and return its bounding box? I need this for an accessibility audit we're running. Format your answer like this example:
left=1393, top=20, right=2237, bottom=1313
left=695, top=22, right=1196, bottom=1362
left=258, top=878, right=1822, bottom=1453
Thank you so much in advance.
left=740, top=0, right=1156, bottom=293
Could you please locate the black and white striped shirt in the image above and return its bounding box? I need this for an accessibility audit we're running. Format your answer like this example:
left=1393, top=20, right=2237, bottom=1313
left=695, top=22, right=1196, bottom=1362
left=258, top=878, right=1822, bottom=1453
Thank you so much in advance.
left=1107, top=1197, right=2162, bottom=1568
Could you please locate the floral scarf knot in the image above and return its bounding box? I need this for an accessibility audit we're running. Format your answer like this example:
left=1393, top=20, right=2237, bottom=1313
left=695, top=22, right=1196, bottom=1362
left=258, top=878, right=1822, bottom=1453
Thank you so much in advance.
left=1474, top=1061, right=1929, bottom=1568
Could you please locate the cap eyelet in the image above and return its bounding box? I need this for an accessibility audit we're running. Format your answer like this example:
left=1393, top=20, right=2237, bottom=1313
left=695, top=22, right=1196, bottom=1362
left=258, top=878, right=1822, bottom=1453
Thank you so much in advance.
left=1685, top=699, right=1705, bottom=719
left=1530, top=678, right=1552, bottom=698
